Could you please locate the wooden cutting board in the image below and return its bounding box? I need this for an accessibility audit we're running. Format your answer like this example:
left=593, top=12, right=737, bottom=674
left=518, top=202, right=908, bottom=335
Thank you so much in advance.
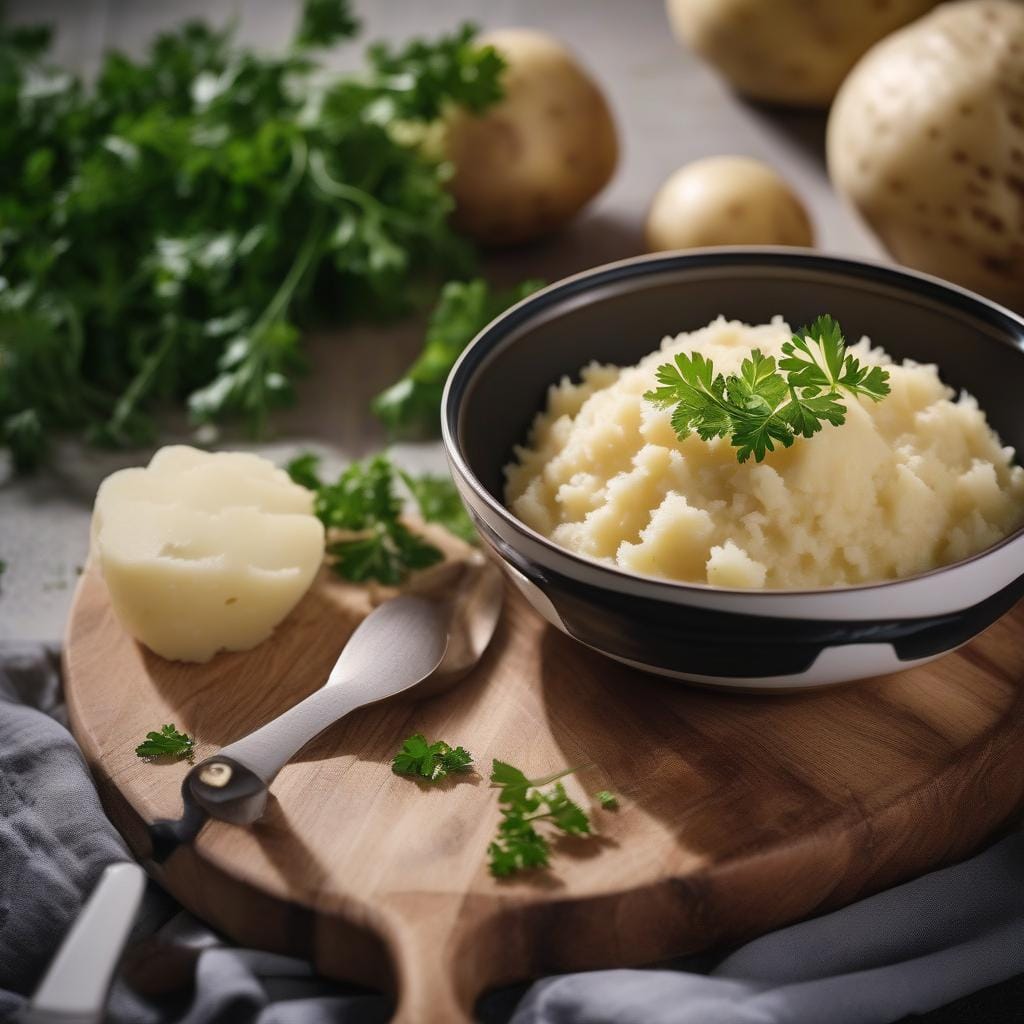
left=65, top=530, right=1024, bottom=1023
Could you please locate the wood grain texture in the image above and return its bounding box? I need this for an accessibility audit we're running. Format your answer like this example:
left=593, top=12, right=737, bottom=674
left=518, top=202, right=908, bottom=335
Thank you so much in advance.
left=65, top=535, right=1024, bottom=1023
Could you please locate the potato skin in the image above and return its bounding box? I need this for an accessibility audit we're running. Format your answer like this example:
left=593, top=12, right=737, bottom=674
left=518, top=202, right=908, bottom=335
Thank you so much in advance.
left=645, top=157, right=814, bottom=251
left=827, top=0, right=1024, bottom=305
left=666, top=0, right=940, bottom=108
left=444, top=28, right=618, bottom=246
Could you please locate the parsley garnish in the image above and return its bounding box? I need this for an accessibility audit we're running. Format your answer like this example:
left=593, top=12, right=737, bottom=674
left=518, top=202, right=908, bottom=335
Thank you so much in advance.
left=287, top=452, right=476, bottom=584
left=644, top=315, right=890, bottom=463
left=373, top=278, right=543, bottom=438
left=488, top=761, right=592, bottom=878
left=392, top=734, right=474, bottom=782
left=0, top=3, right=507, bottom=470
left=595, top=790, right=618, bottom=810
left=135, top=724, right=195, bottom=762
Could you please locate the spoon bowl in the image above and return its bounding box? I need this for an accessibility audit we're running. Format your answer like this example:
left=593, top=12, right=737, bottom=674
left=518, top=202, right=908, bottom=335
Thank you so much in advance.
left=410, top=552, right=504, bottom=698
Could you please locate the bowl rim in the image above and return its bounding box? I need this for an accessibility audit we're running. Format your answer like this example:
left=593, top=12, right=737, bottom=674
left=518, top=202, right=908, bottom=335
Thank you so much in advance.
left=441, top=246, right=1024, bottom=599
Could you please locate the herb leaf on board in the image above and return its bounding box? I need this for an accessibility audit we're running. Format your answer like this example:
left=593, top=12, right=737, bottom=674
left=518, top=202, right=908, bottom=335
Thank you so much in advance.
left=135, top=724, right=195, bottom=762
left=392, top=733, right=474, bottom=782
left=286, top=451, right=477, bottom=583
left=487, top=760, right=593, bottom=878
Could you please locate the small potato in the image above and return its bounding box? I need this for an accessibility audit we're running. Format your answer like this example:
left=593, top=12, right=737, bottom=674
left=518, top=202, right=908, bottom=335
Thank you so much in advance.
left=645, top=157, right=814, bottom=251
left=443, top=28, right=618, bottom=246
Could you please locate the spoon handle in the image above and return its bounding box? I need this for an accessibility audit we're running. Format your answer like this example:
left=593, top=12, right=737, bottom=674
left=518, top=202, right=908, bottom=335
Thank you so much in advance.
left=221, top=681, right=369, bottom=783
left=186, top=684, right=370, bottom=825
left=187, top=596, right=449, bottom=824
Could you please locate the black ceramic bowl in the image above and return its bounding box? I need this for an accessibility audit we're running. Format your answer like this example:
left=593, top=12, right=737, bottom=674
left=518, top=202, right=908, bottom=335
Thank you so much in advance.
left=442, top=249, right=1024, bottom=690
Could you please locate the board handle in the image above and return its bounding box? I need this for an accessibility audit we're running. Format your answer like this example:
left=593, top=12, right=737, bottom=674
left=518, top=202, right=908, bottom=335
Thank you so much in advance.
left=384, top=916, right=477, bottom=1024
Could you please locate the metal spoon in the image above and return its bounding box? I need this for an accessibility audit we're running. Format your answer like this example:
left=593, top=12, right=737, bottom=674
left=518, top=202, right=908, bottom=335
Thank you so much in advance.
left=180, top=555, right=503, bottom=828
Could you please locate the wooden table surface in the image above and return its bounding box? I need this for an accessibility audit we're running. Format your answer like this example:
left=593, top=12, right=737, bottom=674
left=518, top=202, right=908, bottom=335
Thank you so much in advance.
left=0, top=0, right=884, bottom=645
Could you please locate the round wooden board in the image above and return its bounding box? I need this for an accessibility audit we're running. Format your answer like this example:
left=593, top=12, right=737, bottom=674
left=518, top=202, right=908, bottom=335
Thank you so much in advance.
left=65, top=531, right=1024, bottom=1024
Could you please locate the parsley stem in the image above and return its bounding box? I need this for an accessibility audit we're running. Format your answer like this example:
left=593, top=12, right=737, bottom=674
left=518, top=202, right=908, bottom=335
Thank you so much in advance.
left=107, top=331, right=176, bottom=438
left=257, top=212, right=326, bottom=331
left=308, top=149, right=418, bottom=231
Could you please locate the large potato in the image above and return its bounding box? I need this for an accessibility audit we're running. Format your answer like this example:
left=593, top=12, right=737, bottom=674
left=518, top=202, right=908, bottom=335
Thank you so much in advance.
left=827, top=0, right=1024, bottom=305
left=645, top=157, right=814, bottom=251
left=443, top=29, right=618, bottom=246
left=666, top=0, right=940, bottom=108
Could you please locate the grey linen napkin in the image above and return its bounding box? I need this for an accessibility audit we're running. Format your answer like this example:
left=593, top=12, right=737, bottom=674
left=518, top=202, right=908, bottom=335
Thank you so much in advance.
left=2, top=642, right=1022, bottom=1024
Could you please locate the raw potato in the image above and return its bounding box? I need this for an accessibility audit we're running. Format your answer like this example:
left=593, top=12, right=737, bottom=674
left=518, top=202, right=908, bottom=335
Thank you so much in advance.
left=827, top=1, right=1024, bottom=305
left=645, top=157, right=814, bottom=251
left=91, top=446, right=325, bottom=662
left=666, top=0, right=940, bottom=107
left=443, top=28, right=618, bottom=245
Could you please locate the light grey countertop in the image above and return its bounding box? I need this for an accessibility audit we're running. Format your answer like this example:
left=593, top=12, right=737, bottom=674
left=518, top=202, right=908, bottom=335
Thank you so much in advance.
left=0, top=0, right=883, bottom=645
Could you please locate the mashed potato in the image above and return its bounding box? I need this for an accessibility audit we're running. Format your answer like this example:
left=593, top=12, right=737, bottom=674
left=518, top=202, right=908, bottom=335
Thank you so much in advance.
left=504, top=317, right=1024, bottom=589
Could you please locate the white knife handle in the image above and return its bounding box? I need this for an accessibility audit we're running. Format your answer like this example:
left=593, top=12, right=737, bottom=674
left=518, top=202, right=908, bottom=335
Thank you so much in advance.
left=23, top=862, right=145, bottom=1024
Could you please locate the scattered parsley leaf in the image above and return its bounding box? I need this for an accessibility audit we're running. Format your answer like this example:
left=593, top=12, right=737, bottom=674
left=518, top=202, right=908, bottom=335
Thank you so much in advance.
left=401, top=471, right=477, bottom=545
left=287, top=451, right=479, bottom=583
left=487, top=760, right=593, bottom=878
left=595, top=790, right=618, bottom=810
left=373, top=278, right=544, bottom=438
left=392, top=733, right=474, bottom=782
left=308, top=453, right=443, bottom=583
left=284, top=452, right=323, bottom=492
left=644, top=315, right=890, bottom=463
left=135, top=724, right=195, bottom=762
left=327, top=521, right=443, bottom=585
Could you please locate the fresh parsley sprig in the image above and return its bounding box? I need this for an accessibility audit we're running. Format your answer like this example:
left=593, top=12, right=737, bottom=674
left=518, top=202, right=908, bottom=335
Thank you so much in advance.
left=373, top=278, right=543, bottom=438
left=487, top=760, right=593, bottom=878
left=287, top=451, right=475, bottom=584
left=400, top=471, right=477, bottom=546
left=644, top=315, right=890, bottom=463
left=0, top=3, right=507, bottom=470
left=135, top=724, right=195, bottom=762
left=392, top=734, right=473, bottom=782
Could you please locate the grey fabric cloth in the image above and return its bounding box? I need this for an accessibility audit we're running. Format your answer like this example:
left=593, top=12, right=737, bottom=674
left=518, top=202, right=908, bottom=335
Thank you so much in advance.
left=2, top=642, right=1023, bottom=1024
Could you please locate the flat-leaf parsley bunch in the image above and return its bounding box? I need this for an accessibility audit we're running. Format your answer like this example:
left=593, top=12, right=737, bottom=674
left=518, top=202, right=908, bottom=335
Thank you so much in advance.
left=644, top=315, right=890, bottom=463
left=0, top=1, right=506, bottom=469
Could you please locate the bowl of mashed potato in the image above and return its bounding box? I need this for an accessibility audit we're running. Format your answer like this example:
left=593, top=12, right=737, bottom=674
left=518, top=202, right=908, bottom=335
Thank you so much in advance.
left=442, top=249, right=1024, bottom=689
